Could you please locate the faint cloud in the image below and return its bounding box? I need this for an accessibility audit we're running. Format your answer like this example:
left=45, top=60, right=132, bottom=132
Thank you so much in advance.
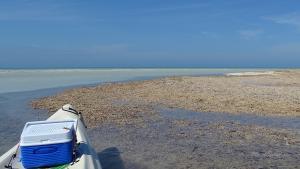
left=29, top=43, right=41, bottom=48
left=0, top=11, right=77, bottom=21
left=87, top=44, right=130, bottom=55
left=270, top=43, right=300, bottom=54
left=145, top=3, right=208, bottom=13
left=200, top=31, right=218, bottom=39
left=264, top=12, right=300, bottom=28
left=238, top=29, right=264, bottom=40
left=0, top=1, right=103, bottom=22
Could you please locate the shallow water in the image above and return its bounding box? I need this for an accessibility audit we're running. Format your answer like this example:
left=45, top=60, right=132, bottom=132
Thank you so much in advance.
left=0, top=68, right=270, bottom=93
left=158, top=107, right=300, bottom=131
left=1, top=91, right=299, bottom=168
left=86, top=104, right=300, bottom=168
left=0, top=68, right=299, bottom=168
left=0, top=69, right=232, bottom=155
left=89, top=107, right=300, bottom=169
left=0, top=87, right=73, bottom=155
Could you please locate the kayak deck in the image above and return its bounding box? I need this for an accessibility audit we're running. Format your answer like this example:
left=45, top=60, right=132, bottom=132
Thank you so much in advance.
left=0, top=105, right=102, bottom=169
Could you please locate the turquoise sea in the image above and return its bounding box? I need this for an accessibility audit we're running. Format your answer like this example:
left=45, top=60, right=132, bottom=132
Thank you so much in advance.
left=0, top=68, right=273, bottom=94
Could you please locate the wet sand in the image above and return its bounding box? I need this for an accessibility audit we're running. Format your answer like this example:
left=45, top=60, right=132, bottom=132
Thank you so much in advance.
left=32, top=70, right=300, bottom=168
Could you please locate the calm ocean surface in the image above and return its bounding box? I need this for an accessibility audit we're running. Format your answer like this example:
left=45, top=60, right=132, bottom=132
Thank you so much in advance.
left=0, top=68, right=271, bottom=94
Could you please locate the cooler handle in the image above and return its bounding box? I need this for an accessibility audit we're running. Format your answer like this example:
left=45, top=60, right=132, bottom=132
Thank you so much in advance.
left=33, top=146, right=58, bottom=154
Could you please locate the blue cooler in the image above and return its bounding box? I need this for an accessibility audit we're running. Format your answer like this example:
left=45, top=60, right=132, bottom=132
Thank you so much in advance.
left=20, top=120, right=77, bottom=168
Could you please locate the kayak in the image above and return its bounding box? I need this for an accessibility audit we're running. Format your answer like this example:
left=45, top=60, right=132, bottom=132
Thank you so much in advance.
left=0, top=104, right=102, bottom=169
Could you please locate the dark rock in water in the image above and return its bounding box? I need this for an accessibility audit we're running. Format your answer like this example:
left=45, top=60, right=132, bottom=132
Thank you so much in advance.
left=98, top=147, right=125, bottom=169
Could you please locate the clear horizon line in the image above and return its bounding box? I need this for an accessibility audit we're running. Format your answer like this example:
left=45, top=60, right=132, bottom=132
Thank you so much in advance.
left=0, top=67, right=299, bottom=70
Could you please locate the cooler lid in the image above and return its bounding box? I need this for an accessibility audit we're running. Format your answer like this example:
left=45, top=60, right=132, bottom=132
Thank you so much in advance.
left=20, top=120, right=77, bottom=146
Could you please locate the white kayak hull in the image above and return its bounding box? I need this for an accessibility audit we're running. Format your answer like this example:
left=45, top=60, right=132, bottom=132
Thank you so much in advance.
left=0, top=105, right=102, bottom=169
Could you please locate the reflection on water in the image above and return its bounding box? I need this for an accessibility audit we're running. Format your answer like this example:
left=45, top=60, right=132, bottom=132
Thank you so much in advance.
left=158, top=107, right=300, bottom=130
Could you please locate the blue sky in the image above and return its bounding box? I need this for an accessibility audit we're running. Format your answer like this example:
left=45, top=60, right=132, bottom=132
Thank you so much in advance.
left=0, top=0, right=300, bottom=68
